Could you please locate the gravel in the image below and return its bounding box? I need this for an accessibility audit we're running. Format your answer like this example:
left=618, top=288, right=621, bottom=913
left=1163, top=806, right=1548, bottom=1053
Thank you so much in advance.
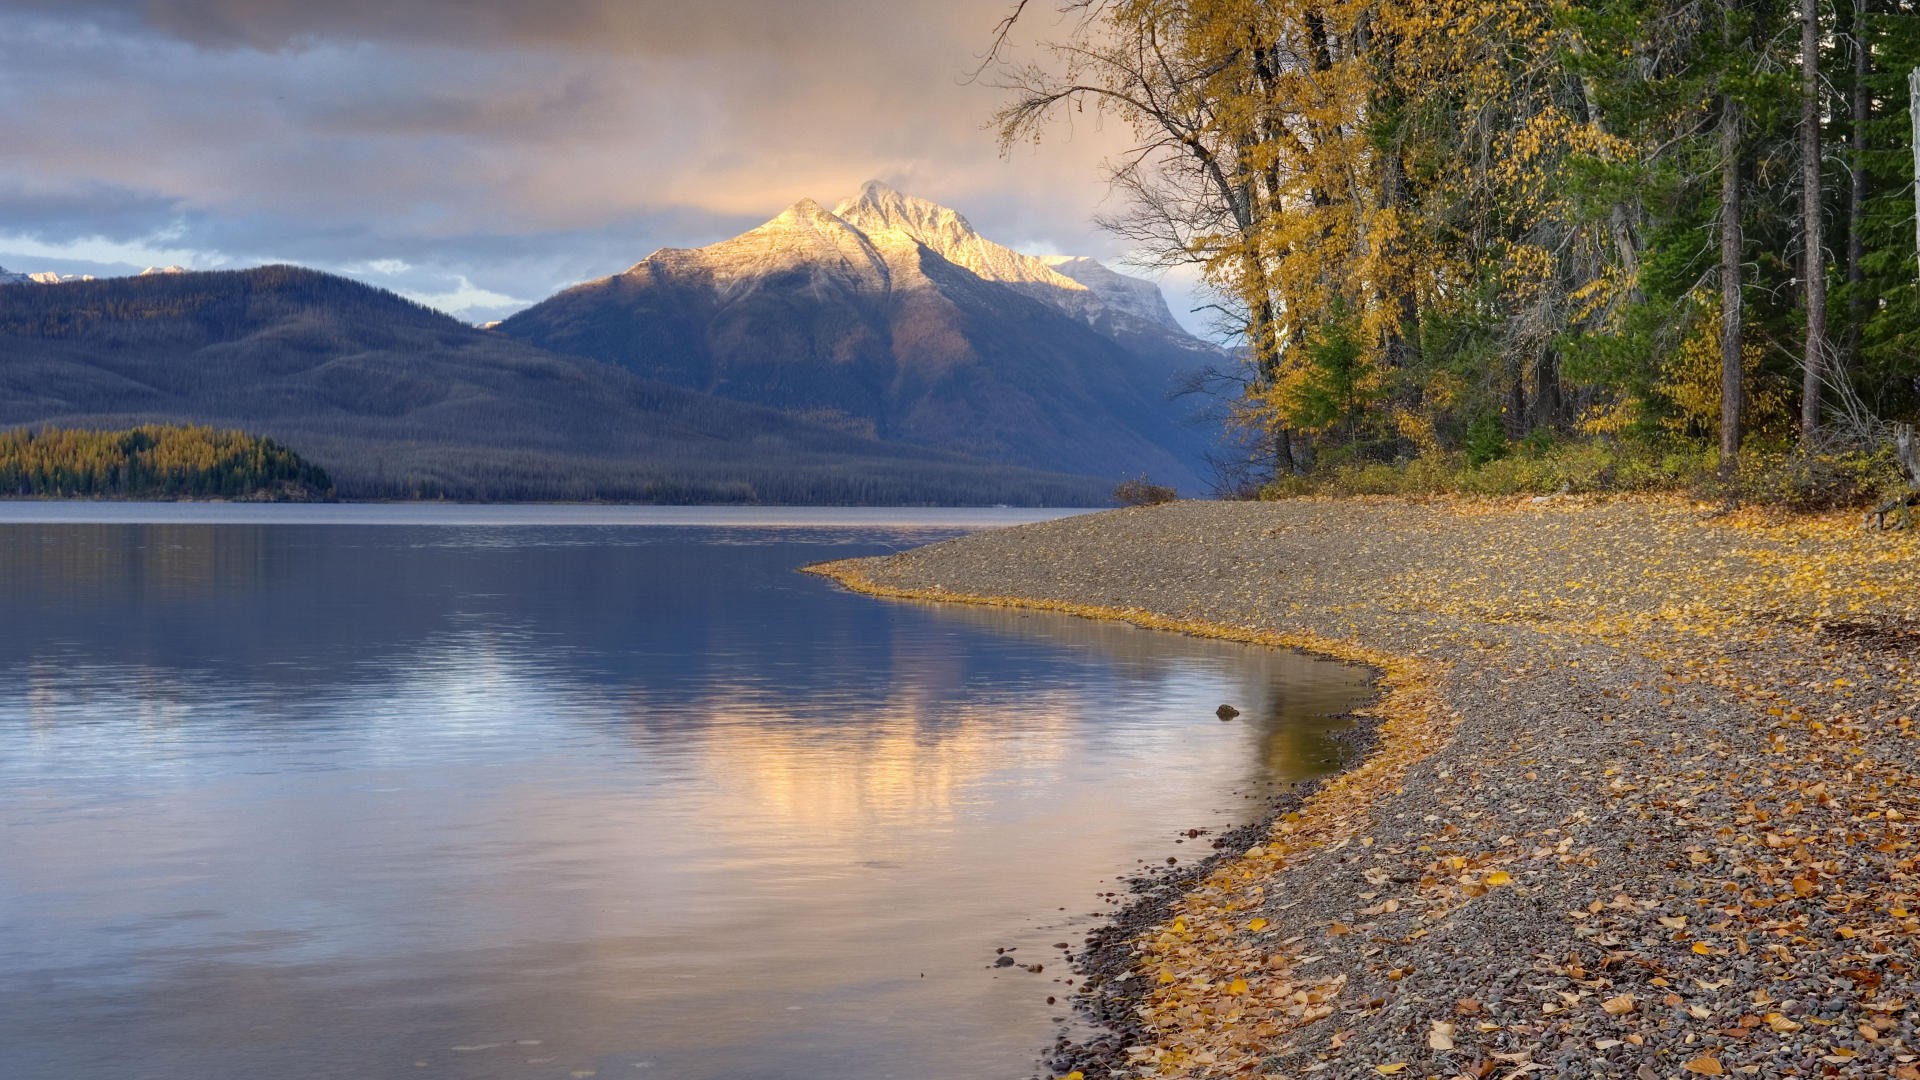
left=817, top=499, right=1920, bottom=1079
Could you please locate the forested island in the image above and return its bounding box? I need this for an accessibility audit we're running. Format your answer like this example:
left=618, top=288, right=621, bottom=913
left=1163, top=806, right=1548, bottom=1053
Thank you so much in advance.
left=0, top=425, right=333, bottom=501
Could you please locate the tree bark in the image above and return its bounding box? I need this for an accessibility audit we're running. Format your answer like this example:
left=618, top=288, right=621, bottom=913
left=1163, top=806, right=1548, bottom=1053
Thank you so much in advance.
left=1720, top=42, right=1745, bottom=468
left=1846, top=0, right=1867, bottom=367
left=1910, top=68, right=1920, bottom=274
left=1800, top=0, right=1828, bottom=444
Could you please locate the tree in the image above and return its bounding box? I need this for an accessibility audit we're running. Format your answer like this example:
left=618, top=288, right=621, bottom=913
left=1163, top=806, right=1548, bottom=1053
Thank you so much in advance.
left=1799, top=0, right=1829, bottom=444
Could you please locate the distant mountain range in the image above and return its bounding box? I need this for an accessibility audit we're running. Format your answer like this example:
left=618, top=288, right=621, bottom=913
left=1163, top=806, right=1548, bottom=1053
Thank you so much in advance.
left=0, top=184, right=1221, bottom=503
left=498, top=182, right=1218, bottom=488
left=0, top=266, right=1108, bottom=504
left=0, top=264, right=185, bottom=285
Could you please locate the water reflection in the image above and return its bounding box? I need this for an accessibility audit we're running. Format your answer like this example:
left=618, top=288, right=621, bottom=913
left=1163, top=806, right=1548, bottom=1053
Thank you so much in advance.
left=0, top=519, right=1371, bottom=1080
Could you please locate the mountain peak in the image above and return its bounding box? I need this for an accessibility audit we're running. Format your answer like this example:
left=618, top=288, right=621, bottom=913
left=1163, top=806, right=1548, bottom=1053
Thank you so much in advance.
left=834, top=181, right=979, bottom=243
left=832, top=181, right=1087, bottom=298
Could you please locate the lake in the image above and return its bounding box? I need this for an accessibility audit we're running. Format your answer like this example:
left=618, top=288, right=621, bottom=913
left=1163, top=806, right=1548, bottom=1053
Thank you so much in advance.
left=0, top=505, right=1373, bottom=1080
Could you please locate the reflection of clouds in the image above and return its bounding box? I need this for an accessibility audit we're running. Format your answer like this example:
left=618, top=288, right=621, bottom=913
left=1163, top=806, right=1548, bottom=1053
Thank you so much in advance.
left=0, top=533, right=1379, bottom=1080
left=670, top=685, right=1081, bottom=833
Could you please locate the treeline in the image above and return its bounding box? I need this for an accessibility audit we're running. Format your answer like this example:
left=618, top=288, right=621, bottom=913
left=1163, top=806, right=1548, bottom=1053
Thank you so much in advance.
left=1002, top=0, right=1920, bottom=495
left=0, top=425, right=333, bottom=500
left=292, top=440, right=1110, bottom=505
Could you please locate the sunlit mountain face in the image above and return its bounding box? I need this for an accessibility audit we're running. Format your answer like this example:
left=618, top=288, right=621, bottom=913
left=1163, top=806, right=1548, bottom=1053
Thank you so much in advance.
left=498, top=182, right=1223, bottom=492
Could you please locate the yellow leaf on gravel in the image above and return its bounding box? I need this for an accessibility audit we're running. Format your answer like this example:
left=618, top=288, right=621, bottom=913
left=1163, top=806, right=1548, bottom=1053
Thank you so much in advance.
left=1246, top=917, right=1269, bottom=932
left=1682, top=1054, right=1725, bottom=1075
left=1601, top=993, right=1636, bottom=1016
left=1374, top=1065, right=1408, bottom=1076
left=1486, top=871, right=1513, bottom=886
left=1692, top=942, right=1713, bottom=955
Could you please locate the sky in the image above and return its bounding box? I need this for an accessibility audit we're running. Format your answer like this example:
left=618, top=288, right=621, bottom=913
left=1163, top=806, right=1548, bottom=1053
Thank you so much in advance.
left=0, top=1, right=1210, bottom=332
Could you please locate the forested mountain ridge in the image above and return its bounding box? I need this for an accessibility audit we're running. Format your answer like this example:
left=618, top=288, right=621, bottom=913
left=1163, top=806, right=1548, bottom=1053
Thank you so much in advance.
left=496, top=185, right=1220, bottom=490
left=0, top=266, right=1111, bottom=504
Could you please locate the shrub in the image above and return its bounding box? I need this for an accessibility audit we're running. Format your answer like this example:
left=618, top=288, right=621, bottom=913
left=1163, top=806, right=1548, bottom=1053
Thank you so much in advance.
left=1113, top=476, right=1179, bottom=506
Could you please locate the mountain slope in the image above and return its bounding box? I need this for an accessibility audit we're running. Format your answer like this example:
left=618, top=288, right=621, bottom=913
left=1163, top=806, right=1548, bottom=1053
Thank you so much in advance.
left=0, top=266, right=1108, bottom=504
left=499, top=188, right=1215, bottom=488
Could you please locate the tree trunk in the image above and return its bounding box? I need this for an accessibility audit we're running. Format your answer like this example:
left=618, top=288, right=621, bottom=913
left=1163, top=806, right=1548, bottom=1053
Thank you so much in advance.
left=1846, top=0, right=1867, bottom=368
left=1910, top=68, right=1920, bottom=274
left=1531, top=349, right=1563, bottom=432
left=1800, top=0, right=1828, bottom=445
left=1720, top=52, right=1745, bottom=468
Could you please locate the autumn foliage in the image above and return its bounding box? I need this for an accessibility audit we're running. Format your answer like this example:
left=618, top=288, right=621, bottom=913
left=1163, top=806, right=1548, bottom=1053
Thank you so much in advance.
left=999, top=0, right=1920, bottom=490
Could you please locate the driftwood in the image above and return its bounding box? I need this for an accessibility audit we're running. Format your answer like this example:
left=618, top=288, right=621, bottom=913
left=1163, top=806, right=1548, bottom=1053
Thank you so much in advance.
left=1866, top=424, right=1920, bottom=530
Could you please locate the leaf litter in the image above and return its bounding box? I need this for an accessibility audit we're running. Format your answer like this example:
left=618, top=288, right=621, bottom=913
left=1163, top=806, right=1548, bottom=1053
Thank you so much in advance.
left=814, top=497, right=1920, bottom=1078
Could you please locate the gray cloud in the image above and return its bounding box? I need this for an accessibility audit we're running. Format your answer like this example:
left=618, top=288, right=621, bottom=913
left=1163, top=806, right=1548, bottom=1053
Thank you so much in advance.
left=0, top=2, right=1207, bottom=330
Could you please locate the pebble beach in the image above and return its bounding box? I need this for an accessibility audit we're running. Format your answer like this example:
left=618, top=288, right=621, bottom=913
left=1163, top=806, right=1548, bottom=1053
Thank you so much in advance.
left=813, top=498, right=1920, bottom=1080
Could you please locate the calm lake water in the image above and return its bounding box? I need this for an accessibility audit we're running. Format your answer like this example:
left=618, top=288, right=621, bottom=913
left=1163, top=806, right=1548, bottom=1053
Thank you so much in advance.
left=0, top=506, right=1373, bottom=1080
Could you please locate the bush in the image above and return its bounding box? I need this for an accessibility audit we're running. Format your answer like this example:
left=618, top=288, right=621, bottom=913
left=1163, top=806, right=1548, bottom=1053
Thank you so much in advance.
left=1113, top=476, right=1179, bottom=506
left=1258, top=435, right=1900, bottom=510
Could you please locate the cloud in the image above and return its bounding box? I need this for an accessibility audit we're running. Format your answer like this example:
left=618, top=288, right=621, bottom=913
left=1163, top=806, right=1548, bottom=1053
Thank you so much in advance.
left=0, top=3, right=1219, bottom=335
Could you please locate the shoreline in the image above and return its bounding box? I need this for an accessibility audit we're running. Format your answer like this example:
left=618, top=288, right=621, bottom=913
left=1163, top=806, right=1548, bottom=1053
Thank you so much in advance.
left=811, top=499, right=1920, bottom=1078
left=804, top=553, right=1450, bottom=1077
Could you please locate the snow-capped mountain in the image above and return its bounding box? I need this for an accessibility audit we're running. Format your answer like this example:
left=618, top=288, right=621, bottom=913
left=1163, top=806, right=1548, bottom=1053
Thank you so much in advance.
left=832, top=181, right=1091, bottom=302
left=830, top=182, right=1207, bottom=353
left=498, top=184, right=1218, bottom=488
left=0, top=265, right=137, bottom=286
left=1040, top=255, right=1184, bottom=332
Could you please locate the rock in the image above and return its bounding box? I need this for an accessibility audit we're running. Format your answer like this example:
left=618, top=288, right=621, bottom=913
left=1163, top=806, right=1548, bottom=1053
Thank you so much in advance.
left=1216, top=704, right=1241, bottom=720
left=995, top=955, right=1016, bottom=967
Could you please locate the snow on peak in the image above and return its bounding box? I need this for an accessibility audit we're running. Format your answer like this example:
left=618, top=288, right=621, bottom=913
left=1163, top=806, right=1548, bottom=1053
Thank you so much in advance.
left=139, top=265, right=188, bottom=276
left=1040, top=255, right=1183, bottom=332
left=0, top=267, right=97, bottom=285
left=601, top=181, right=1206, bottom=347
left=626, top=195, right=894, bottom=299
left=833, top=181, right=1088, bottom=297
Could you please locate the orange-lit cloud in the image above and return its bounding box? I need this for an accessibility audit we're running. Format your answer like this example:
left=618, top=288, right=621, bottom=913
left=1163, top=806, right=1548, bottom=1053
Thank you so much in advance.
left=0, top=2, right=1210, bottom=328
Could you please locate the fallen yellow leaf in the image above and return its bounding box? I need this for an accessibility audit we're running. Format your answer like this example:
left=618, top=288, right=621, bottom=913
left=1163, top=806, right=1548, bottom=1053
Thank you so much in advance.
left=1601, top=993, right=1636, bottom=1016
left=1682, top=1054, right=1725, bottom=1076
left=1246, top=917, right=1269, bottom=932
left=1486, top=871, right=1513, bottom=886
left=1374, top=1065, right=1409, bottom=1076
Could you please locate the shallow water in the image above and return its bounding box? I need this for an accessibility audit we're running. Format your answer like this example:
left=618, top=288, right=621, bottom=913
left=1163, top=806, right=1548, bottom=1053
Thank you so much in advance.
left=0, top=506, right=1372, bottom=1080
